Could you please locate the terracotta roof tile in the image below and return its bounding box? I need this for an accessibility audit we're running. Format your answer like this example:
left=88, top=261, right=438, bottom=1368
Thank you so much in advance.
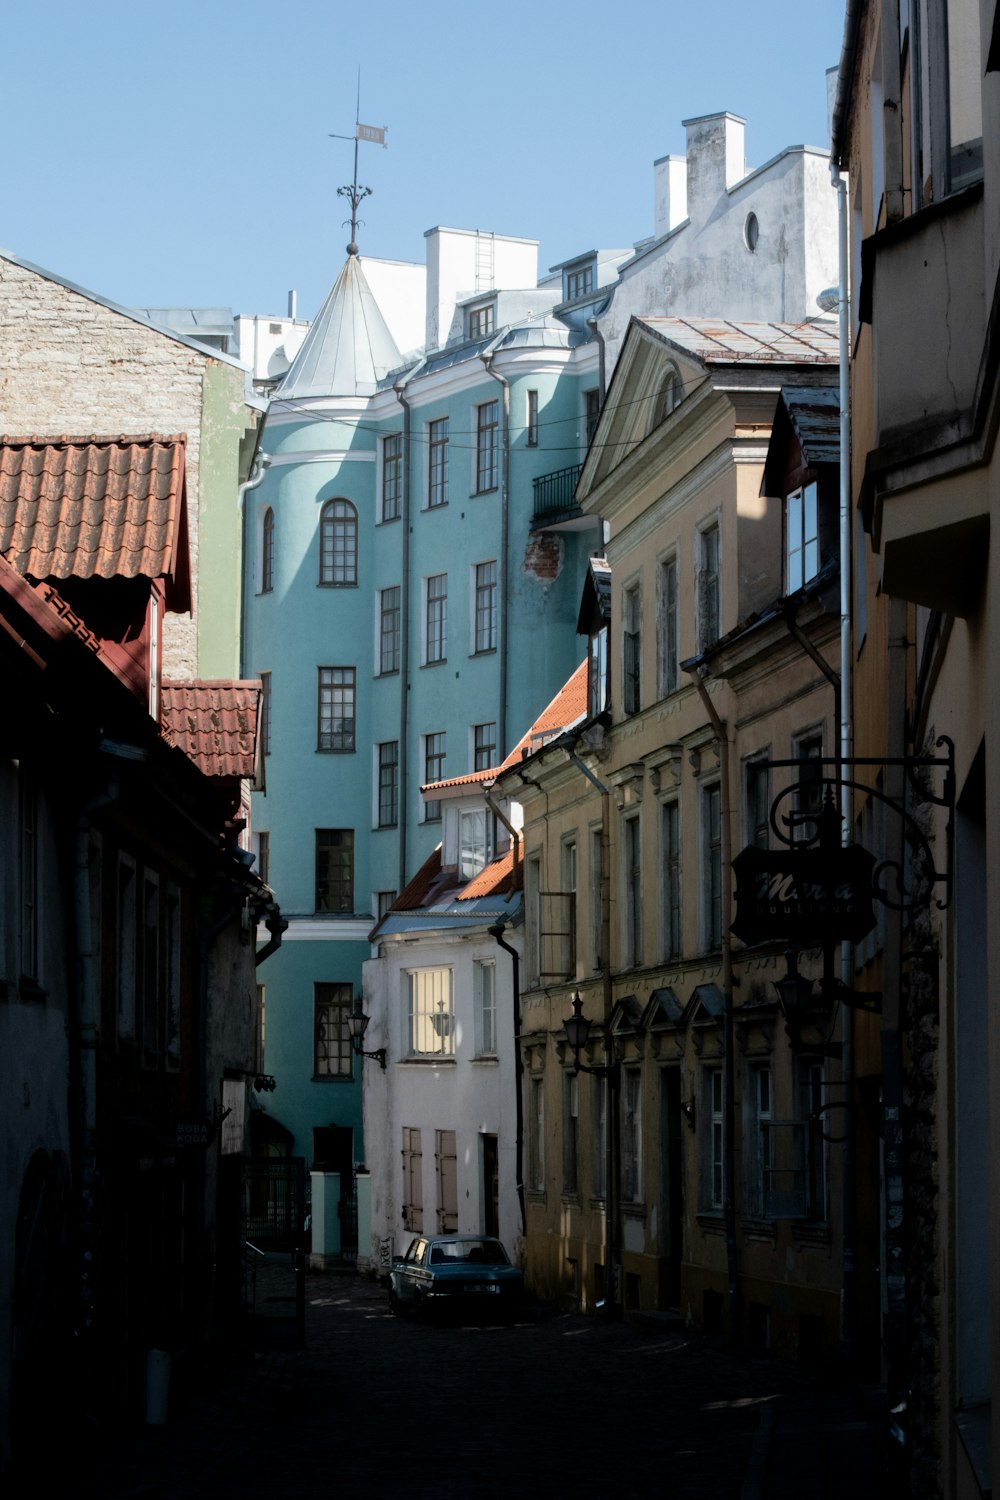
left=424, top=660, right=588, bottom=792
left=160, top=679, right=262, bottom=780
left=392, top=845, right=444, bottom=912
left=457, top=848, right=515, bottom=900
left=0, top=434, right=190, bottom=609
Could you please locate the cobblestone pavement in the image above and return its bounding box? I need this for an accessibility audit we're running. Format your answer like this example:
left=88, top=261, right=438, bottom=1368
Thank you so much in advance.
left=71, top=1272, right=884, bottom=1500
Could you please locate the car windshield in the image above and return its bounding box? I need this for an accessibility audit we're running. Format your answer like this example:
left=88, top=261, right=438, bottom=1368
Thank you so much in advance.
left=429, top=1239, right=508, bottom=1265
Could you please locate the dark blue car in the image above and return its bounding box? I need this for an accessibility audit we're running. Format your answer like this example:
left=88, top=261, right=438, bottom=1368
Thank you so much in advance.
left=389, top=1234, right=524, bottom=1318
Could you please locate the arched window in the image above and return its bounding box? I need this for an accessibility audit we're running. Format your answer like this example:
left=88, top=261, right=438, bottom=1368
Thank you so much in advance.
left=650, top=365, right=682, bottom=430
left=261, top=507, right=274, bottom=593
left=320, top=499, right=358, bottom=586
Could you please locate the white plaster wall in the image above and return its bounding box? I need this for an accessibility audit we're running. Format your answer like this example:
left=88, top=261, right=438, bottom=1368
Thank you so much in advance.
left=361, top=258, right=427, bottom=361
left=362, top=925, right=523, bottom=1266
left=424, top=228, right=539, bottom=351
left=231, top=312, right=309, bottom=382
left=597, top=147, right=839, bottom=374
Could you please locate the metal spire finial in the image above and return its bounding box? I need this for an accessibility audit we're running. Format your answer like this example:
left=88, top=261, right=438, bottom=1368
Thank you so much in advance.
left=329, top=70, right=388, bottom=256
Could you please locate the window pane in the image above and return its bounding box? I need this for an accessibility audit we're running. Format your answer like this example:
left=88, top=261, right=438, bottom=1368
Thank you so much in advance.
left=315, top=982, right=353, bottom=1077
left=379, top=586, right=400, bottom=674
left=428, top=418, right=449, bottom=507
left=316, top=829, right=354, bottom=913
left=407, top=968, right=455, bottom=1056
left=382, top=435, right=401, bottom=522
left=318, top=667, right=355, bottom=751
left=320, top=500, right=357, bottom=585
left=475, top=561, right=497, bottom=652
left=378, top=741, right=398, bottom=828
left=476, top=401, right=498, bottom=493
left=426, top=574, right=448, bottom=663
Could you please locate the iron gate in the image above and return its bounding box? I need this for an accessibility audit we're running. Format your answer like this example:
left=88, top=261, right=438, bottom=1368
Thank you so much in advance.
left=239, top=1157, right=306, bottom=1350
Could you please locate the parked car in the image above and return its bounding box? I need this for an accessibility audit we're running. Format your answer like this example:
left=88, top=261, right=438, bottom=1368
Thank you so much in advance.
left=389, top=1234, right=524, bottom=1318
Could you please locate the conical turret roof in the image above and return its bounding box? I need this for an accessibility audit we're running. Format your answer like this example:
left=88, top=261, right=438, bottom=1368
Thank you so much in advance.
left=276, top=254, right=403, bottom=399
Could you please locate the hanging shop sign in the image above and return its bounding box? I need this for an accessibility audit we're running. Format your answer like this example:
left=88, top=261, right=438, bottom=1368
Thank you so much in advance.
left=730, top=841, right=877, bottom=945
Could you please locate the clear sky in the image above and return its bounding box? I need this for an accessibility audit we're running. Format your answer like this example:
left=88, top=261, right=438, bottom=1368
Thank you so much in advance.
left=4, top=0, right=846, bottom=321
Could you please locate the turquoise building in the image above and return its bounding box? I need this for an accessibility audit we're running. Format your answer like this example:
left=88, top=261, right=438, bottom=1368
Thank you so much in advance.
left=243, top=227, right=625, bottom=1207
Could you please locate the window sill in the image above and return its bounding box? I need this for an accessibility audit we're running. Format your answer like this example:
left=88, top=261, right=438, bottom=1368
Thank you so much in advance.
left=400, top=1056, right=457, bottom=1066
left=375, top=823, right=399, bottom=832
left=561, top=1191, right=582, bottom=1205
left=421, top=661, right=447, bottom=670
left=377, top=515, right=401, bottom=526
left=526, top=1189, right=547, bottom=1204
left=316, top=747, right=357, bottom=755
left=376, top=669, right=400, bottom=679
left=425, top=500, right=449, bottom=512
left=471, top=1054, right=499, bottom=1065
left=622, top=1202, right=646, bottom=1219
left=470, top=648, right=497, bottom=659
left=311, top=1074, right=355, bottom=1083
left=317, top=582, right=359, bottom=589
left=741, top=1218, right=778, bottom=1242
left=473, top=488, right=498, bottom=498
left=696, top=1212, right=726, bottom=1233
left=791, top=1221, right=831, bottom=1246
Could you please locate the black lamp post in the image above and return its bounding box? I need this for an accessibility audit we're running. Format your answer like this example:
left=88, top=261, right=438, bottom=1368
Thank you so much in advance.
left=347, top=995, right=387, bottom=1071
left=563, top=992, right=617, bottom=1077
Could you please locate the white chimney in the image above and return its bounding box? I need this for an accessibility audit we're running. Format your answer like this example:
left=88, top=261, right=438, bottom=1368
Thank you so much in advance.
left=288, top=289, right=297, bottom=320
left=682, top=112, right=747, bottom=225
left=654, top=154, right=688, bottom=238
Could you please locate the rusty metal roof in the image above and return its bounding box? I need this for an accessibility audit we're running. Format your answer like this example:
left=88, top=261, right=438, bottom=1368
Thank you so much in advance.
left=160, top=679, right=262, bottom=780
left=780, top=386, right=841, bottom=463
left=0, top=434, right=190, bottom=609
left=637, top=316, right=839, bottom=365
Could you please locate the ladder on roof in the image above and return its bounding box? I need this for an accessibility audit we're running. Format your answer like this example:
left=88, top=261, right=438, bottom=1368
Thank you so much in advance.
left=475, top=231, right=495, bottom=292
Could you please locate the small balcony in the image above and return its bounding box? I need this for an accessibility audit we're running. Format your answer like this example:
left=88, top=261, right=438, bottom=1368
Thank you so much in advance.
left=531, top=464, right=586, bottom=530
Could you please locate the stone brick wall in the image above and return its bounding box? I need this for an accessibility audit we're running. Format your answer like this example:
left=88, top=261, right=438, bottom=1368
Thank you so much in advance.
left=0, top=255, right=233, bottom=679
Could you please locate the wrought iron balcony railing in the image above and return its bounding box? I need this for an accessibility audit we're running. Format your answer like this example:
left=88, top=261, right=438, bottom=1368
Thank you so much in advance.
left=531, top=463, right=583, bottom=528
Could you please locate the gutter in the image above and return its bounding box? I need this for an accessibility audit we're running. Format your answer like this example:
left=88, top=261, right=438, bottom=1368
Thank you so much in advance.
left=480, top=348, right=510, bottom=756
left=488, top=917, right=526, bottom=1242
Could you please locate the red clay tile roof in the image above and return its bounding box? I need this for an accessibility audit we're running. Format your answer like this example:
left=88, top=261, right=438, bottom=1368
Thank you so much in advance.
left=160, top=679, right=262, bottom=780
left=392, top=844, right=444, bottom=911
left=457, top=848, right=515, bottom=900
left=424, top=659, right=589, bottom=792
left=0, top=435, right=191, bottom=610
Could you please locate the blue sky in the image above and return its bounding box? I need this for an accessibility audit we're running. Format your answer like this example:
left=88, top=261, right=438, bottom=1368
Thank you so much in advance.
left=5, top=1, right=846, bottom=320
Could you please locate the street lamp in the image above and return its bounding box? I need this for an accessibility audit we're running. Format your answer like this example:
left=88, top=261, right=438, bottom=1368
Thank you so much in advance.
left=774, top=948, right=839, bottom=1058
left=563, top=992, right=617, bottom=1077
left=347, top=995, right=387, bottom=1070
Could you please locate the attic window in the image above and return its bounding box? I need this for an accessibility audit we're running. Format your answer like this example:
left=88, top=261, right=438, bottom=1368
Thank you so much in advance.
left=468, top=302, right=495, bottom=340
left=744, top=213, right=760, bottom=253
left=650, top=365, right=682, bottom=429
left=565, top=263, right=595, bottom=301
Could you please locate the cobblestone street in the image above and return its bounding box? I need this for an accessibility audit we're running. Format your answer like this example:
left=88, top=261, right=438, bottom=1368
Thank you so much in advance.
left=72, top=1272, right=884, bottom=1500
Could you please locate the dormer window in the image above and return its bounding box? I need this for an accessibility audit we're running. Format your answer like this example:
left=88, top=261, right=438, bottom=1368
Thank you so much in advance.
left=786, top=482, right=819, bottom=593
left=459, top=807, right=494, bottom=881
left=589, top=623, right=608, bottom=716
left=467, top=302, right=495, bottom=340
left=565, top=262, right=595, bottom=301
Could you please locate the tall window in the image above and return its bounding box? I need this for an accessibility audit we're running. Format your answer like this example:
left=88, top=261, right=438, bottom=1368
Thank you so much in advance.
left=566, top=263, right=595, bottom=301
left=459, top=809, right=493, bottom=880
left=698, top=522, right=721, bottom=648
left=589, top=623, right=608, bottom=715
left=476, top=400, right=499, bottom=493
left=424, top=732, right=445, bottom=822
left=526, top=389, right=539, bottom=446
left=378, top=586, right=400, bottom=675
left=474, top=561, right=497, bottom=653
left=623, top=584, right=641, bottom=716
left=563, top=1073, right=580, bottom=1194
left=474, top=959, right=496, bottom=1056
left=746, top=758, right=770, bottom=849
left=315, top=829, right=354, bottom=913
left=585, top=388, right=601, bottom=445
left=801, top=1062, right=827, bottom=1221
left=319, top=499, right=357, bottom=585
left=426, top=573, right=448, bottom=664
left=624, top=813, right=642, bottom=967
left=751, top=1065, right=773, bottom=1217
left=526, top=853, right=541, bottom=985
left=402, top=1128, right=423, bottom=1230
left=382, top=434, right=402, bottom=522
left=428, top=418, right=449, bottom=507
left=703, top=784, right=722, bottom=949
left=255, top=830, right=270, bottom=885
left=785, top=482, right=818, bottom=593
left=260, top=672, right=272, bottom=756
left=260, top=507, right=274, bottom=593
left=593, top=1074, right=608, bottom=1199
left=377, top=741, right=399, bottom=828
left=622, top=1068, right=642, bottom=1202
left=590, top=826, right=603, bottom=971
left=473, top=722, right=496, bottom=771
left=406, top=967, right=454, bottom=1056
left=318, top=667, right=355, bottom=752
left=661, top=801, right=681, bottom=960
left=707, top=1068, right=725, bottom=1210
left=376, top=890, right=397, bottom=921
left=116, top=855, right=136, bottom=1040
left=18, top=767, right=38, bottom=984
left=795, top=732, right=825, bottom=829
left=314, top=982, right=353, bottom=1079
left=140, top=874, right=161, bottom=1065
left=561, top=838, right=578, bottom=980
left=528, top=1076, right=544, bottom=1191
left=652, top=365, right=682, bottom=427
left=659, top=556, right=678, bottom=697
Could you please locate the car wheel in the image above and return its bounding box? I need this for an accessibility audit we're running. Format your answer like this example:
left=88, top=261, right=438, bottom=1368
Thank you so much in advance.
left=389, top=1290, right=410, bottom=1318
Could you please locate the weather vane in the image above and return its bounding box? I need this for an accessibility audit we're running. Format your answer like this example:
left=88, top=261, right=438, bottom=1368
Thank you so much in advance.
left=329, top=70, right=388, bottom=256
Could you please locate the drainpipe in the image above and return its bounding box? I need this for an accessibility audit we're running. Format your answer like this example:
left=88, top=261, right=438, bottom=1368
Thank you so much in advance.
left=686, top=668, right=742, bottom=1343
left=832, top=156, right=858, bottom=1368
left=394, top=363, right=426, bottom=893
left=254, top=899, right=288, bottom=968
left=488, top=918, right=525, bottom=1241
left=485, top=786, right=520, bottom=891
left=480, top=351, right=510, bottom=757
left=237, top=452, right=271, bottom=680
left=587, top=317, right=607, bottom=403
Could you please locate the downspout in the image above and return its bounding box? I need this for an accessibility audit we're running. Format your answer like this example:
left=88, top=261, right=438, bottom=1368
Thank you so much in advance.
left=587, top=317, right=607, bottom=403
left=254, top=900, right=289, bottom=968
left=686, top=668, right=741, bottom=1343
left=480, top=350, right=510, bottom=756
left=485, top=786, right=520, bottom=891
left=488, top=918, right=525, bottom=1241
left=568, top=748, right=618, bottom=1315
left=832, top=155, right=858, bottom=1367
left=394, top=364, right=426, bottom=893
left=237, top=452, right=271, bottom=680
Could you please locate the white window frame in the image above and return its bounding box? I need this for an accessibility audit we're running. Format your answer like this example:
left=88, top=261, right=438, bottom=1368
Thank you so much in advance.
left=697, top=518, right=721, bottom=651
left=785, top=482, right=819, bottom=594
left=459, top=808, right=493, bottom=881
left=474, top=959, right=497, bottom=1056
left=404, top=967, right=455, bottom=1058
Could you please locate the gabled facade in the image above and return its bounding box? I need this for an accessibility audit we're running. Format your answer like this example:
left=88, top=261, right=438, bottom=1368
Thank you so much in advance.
left=496, top=318, right=844, bottom=1348
left=834, top=2, right=1000, bottom=1493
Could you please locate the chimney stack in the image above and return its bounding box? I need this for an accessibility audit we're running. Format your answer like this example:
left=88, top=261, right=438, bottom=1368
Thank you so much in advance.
left=653, top=154, right=688, bottom=238
left=681, top=112, right=747, bottom=226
